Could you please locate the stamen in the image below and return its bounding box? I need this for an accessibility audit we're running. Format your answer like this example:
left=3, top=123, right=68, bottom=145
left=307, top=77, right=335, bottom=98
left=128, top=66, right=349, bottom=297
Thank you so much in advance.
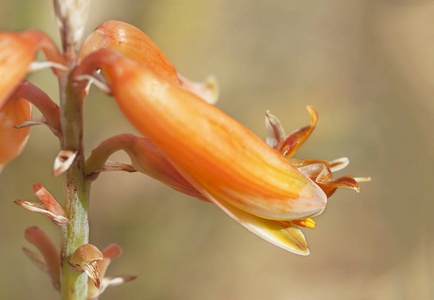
left=104, top=275, right=137, bottom=287
left=75, top=74, right=111, bottom=94
left=13, top=116, right=46, bottom=129
left=354, top=177, right=372, bottom=183
left=291, top=218, right=316, bottom=229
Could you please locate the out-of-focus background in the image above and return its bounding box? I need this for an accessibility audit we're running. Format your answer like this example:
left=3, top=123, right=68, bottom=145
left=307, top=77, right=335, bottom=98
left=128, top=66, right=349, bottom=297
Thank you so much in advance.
left=0, top=0, right=433, bottom=299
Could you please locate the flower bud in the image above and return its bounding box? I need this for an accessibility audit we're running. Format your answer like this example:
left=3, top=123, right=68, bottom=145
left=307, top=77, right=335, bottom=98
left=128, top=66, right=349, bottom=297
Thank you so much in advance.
left=69, top=244, right=103, bottom=288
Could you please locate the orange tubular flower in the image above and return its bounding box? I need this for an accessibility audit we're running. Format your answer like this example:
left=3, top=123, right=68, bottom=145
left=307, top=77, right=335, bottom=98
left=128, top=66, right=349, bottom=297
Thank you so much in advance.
left=76, top=22, right=366, bottom=255
left=0, top=30, right=65, bottom=106
left=0, top=31, right=64, bottom=171
left=77, top=48, right=327, bottom=255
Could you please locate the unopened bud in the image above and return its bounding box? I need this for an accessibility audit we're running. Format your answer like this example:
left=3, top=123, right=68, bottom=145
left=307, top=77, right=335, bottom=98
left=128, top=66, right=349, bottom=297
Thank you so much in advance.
left=69, top=244, right=103, bottom=288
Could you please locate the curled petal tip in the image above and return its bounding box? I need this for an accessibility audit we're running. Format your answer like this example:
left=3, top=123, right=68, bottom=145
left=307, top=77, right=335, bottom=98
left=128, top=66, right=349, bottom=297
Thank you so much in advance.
left=328, top=157, right=349, bottom=172
left=265, top=110, right=286, bottom=148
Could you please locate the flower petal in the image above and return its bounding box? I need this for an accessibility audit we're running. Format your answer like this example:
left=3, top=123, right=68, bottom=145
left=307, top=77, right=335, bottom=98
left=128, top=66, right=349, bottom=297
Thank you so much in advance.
left=298, top=163, right=360, bottom=197
left=0, top=32, right=39, bottom=107
left=96, top=52, right=327, bottom=220
left=280, top=106, right=318, bottom=158
left=265, top=110, right=286, bottom=148
left=80, top=20, right=219, bottom=103
left=129, top=136, right=208, bottom=200
left=0, top=97, right=32, bottom=171
left=0, top=30, right=65, bottom=107
left=180, top=175, right=310, bottom=254
left=80, top=20, right=179, bottom=84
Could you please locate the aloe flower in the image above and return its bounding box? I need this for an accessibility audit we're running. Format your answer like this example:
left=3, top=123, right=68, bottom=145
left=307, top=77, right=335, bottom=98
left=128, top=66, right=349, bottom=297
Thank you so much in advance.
left=76, top=21, right=366, bottom=255
left=0, top=31, right=64, bottom=171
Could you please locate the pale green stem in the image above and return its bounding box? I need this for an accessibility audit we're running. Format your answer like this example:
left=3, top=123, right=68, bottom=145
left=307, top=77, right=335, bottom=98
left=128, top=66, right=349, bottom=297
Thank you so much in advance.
left=58, top=72, right=90, bottom=300
left=53, top=0, right=92, bottom=298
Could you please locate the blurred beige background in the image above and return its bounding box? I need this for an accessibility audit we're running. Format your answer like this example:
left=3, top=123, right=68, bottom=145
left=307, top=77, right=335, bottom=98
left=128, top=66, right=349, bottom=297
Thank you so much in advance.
left=0, top=0, right=433, bottom=299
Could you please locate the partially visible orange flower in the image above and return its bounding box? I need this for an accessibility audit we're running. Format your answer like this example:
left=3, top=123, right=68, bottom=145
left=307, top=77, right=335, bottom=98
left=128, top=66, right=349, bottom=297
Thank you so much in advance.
left=0, top=30, right=65, bottom=106
left=0, top=31, right=64, bottom=171
left=0, top=96, right=32, bottom=171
